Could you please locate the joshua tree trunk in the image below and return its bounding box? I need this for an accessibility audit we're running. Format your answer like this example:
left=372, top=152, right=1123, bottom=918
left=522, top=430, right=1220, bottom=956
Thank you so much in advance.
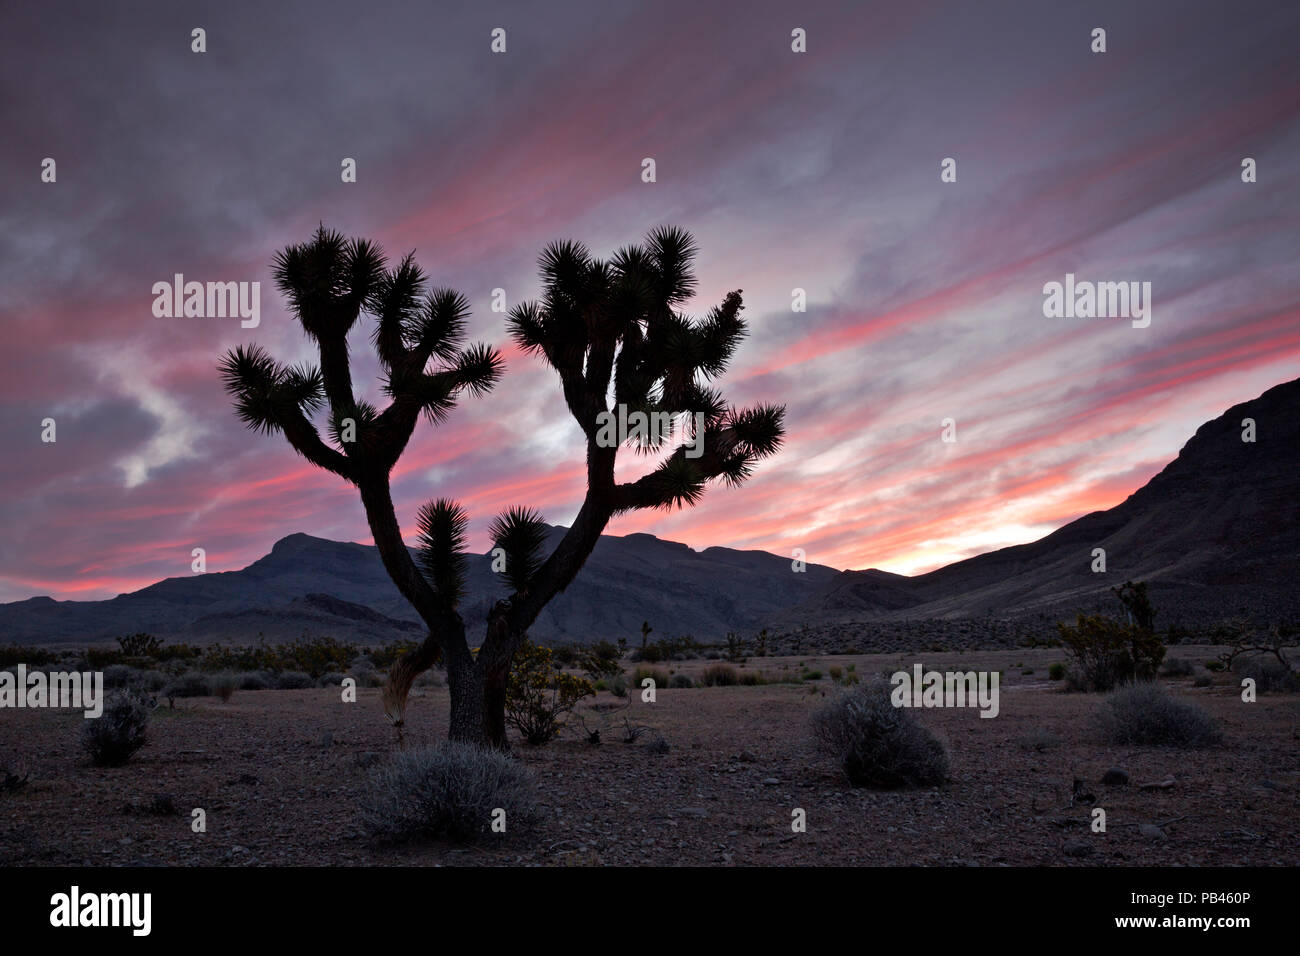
left=445, top=653, right=487, bottom=744
left=359, top=478, right=490, bottom=744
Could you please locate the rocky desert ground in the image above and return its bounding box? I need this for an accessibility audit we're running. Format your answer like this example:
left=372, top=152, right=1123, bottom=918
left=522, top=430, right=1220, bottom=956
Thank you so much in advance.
left=2, top=646, right=1296, bottom=867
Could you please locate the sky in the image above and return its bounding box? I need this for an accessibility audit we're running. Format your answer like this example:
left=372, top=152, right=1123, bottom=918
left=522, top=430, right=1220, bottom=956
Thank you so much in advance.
left=1, top=0, right=1298, bottom=603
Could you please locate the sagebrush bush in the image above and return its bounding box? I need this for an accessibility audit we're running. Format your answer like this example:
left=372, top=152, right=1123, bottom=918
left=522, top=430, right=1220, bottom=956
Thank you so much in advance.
left=318, top=672, right=348, bottom=687
left=669, top=674, right=693, bottom=689
left=1160, top=657, right=1196, bottom=677
left=1230, top=654, right=1298, bottom=693
left=700, top=663, right=739, bottom=687
left=1096, top=682, right=1222, bottom=747
left=210, top=673, right=239, bottom=701
left=632, top=666, right=669, bottom=688
left=82, top=692, right=150, bottom=766
left=360, top=742, right=538, bottom=843
left=163, top=672, right=208, bottom=699
left=132, top=669, right=167, bottom=692
left=239, top=671, right=271, bottom=691
left=102, top=664, right=136, bottom=689
left=274, top=670, right=314, bottom=690
left=811, top=682, right=949, bottom=788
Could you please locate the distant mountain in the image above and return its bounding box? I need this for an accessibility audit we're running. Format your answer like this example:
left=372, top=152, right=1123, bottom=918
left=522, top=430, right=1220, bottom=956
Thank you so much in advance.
left=5, top=378, right=1296, bottom=648
left=0, top=527, right=839, bottom=646
left=771, top=377, right=1300, bottom=629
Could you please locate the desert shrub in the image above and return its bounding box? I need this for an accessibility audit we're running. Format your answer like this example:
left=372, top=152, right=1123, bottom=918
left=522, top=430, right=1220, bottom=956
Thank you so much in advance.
left=1193, top=673, right=1212, bottom=688
left=803, top=670, right=823, bottom=681
left=631, top=644, right=664, bottom=663
left=274, top=670, right=314, bottom=690
left=194, top=636, right=358, bottom=675
left=82, top=692, right=150, bottom=766
left=1230, top=654, right=1299, bottom=693
left=368, top=640, right=419, bottom=670
left=131, top=669, right=166, bottom=692
left=163, top=672, right=208, bottom=699
left=102, top=664, right=137, bottom=689
left=1057, top=614, right=1165, bottom=691
left=669, top=674, right=693, bottom=689
left=85, top=647, right=125, bottom=669
left=116, top=633, right=163, bottom=657
left=413, top=669, right=442, bottom=688
left=0, top=645, right=59, bottom=668
left=579, top=645, right=623, bottom=682
left=737, top=670, right=767, bottom=686
left=318, top=672, right=348, bottom=687
left=1160, top=657, right=1196, bottom=677
left=1048, top=662, right=1066, bottom=681
left=608, top=673, right=628, bottom=698
left=360, top=742, right=539, bottom=843
left=812, top=682, right=948, bottom=788
left=151, top=643, right=201, bottom=664
left=237, top=671, right=270, bottom=690
left=700, top=664, right=739, bottom=687
left=209, top=673, right=239, bottom=701
left=550, top=645, right=580, bottom=667
left=828, top=665, right=844, bottom=681
left=505, top=641, right=595, bottom=745
left=1096, top=682, right=1222, bottom=748
left=632, top=666, right=670, bottom=689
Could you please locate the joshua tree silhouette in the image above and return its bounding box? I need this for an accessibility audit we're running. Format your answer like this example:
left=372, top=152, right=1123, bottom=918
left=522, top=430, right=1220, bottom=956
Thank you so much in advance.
left=221, top=225, right=783, bottom=748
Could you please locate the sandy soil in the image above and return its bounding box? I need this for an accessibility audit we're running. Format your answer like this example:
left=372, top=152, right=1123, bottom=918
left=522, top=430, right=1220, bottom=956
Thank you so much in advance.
left=1, top=648, right=1296, bottom=866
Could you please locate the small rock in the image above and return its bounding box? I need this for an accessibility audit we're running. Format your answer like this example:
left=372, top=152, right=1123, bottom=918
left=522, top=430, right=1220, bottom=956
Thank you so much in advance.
left=1139, top=824, right=1167, bottom=840
left=1063, top=841, right=1095, bottom=858
left=762, top=777, right=780, bottom=786
left=677, top=807, right=708, bottom=818
left=1257, top=779, right=1280, bottom=790
left=1101, top=768, right=1129, bottom=786
left=319, top=731, right=333, bottom=748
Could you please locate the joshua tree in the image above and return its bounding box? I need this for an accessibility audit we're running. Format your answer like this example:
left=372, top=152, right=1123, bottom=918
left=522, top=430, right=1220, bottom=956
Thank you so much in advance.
left=222, top=225, right=783, bottom=748
left=219, top=226, right=503, bottom=741
left=385, top=227, right=785, bottom=747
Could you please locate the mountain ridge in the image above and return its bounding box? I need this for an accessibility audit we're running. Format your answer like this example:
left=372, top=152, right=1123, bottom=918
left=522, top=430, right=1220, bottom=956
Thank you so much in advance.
left=3, top=377, right=1297, bottom=646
